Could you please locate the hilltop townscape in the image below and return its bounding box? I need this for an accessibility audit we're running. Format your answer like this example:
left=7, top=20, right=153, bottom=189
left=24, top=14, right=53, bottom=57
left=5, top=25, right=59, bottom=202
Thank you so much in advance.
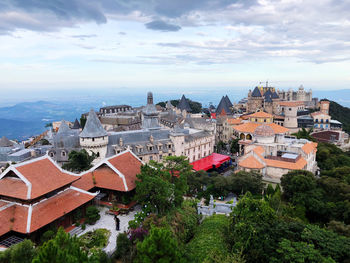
left=1, top=85, right=350, bottom=262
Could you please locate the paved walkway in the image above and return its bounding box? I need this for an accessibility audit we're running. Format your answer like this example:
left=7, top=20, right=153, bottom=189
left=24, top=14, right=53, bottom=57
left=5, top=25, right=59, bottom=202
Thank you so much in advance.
left=77, top=206, right=140, bottom=255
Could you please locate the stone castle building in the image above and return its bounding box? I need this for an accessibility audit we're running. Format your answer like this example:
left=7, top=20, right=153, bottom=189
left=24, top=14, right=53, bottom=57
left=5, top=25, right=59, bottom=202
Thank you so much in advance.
left=50, top=92, right=215, bottom=165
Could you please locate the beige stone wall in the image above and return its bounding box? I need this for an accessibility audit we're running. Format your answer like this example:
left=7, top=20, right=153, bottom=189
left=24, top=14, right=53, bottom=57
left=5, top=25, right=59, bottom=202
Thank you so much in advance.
left=184, top=134, right=215, bottom=163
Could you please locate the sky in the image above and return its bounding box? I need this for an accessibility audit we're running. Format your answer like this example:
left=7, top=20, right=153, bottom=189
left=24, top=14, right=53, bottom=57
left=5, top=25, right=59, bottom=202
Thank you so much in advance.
left=1, top=0, right=350, bottom=95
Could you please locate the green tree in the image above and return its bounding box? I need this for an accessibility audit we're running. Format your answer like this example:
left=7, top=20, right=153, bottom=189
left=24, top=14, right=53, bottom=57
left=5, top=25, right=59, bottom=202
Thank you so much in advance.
left=33, top=228, right=89, bottom=263
left=62, top=149, right=95, bottom=172
left=292, top=127, right=316, bottom=141
left=135, top=164, right=175, bottom=215
left=80, top=115, right=87, bottom=129
left=226, top=171, right=263, bottom=197
left=163, top=156, right=191, bottom=207
left=273, top=239, right=335, bottom=263
left=229, top=193, right=277, bottom=263
left=85, top=206, right=100, bottom=225
left=0, top=239, right=36, bottom=263
left=135, top=226, right=183, bottom=263
left=281, top=170, right=326, bottom=222
left=230, top=138, right=240, bottom=154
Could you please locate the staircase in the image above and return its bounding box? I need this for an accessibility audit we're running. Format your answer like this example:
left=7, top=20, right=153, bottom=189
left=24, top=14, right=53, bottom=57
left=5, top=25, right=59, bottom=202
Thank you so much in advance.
left=69, top=226, right=84, bottom=236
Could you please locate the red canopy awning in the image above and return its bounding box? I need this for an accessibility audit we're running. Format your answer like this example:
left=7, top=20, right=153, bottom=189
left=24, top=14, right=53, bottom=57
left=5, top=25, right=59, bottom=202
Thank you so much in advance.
left=190, top=153, right=231, bottom=171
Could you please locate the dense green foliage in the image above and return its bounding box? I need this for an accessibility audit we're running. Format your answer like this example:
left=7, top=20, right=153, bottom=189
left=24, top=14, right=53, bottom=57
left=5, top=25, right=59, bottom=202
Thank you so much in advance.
left=135, top=226, right=183, bottom=263
left=292, top=127, right=316, bottom=141
left=0, top=239, right=36, bottom=263
left=329, top=100, right=350, bottom=133
left=62, top=149, right=95, bottom=172
left=135, top=156, right=190, bottom=215
left=80, top=229, right=110, bottom=249
left=187, top=170, right=262, bottom=201
left=229, top=192, right=350, bottom=263
left=186, top=215, right=230, bottom=263
left=32, top=228, right=89, bottom=263
left=85, top=206, right=101, bottom=225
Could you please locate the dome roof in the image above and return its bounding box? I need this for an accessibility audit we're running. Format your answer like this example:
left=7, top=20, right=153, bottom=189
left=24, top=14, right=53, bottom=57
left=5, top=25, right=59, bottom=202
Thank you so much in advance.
left=254, top=124, right=275, bottom=137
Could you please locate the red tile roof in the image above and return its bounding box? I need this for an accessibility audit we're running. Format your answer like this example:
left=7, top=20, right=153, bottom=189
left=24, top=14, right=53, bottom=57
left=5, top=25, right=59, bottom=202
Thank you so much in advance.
left=73, top=151, right=142, bottom=192
left=0, top=188, right=95, bottom=235
left=0, top=157, right=79, bottom=200
left=30, top=188, right=95, bottom=233
left=239, top=155, right=265, bottom=169
left=279, top=101, right=304, bottom=107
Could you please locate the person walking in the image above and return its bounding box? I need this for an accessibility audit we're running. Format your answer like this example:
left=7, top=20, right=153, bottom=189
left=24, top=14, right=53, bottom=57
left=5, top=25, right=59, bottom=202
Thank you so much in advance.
left=115, top=215, right=120, bottom=231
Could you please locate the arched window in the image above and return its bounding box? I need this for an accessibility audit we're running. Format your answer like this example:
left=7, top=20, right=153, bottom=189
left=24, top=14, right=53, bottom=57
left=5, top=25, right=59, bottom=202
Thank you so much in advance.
left=92, top=138, right=95, bottom=142
left=315, top=119, right=319, bottom=123
left=246, top=134, right=252, bottom=140
left=96, top=152, right=100, bottom=157
left=326, top=119, right=329, bottom=123
left=321, top=119, right=323, bottom=123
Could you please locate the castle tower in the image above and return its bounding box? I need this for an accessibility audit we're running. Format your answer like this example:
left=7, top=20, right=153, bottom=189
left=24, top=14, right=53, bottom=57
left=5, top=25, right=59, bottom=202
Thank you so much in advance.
left=282, top=103, right=298, bottom=133
left=80, top=109, right=108, bottom=160
left=142, top=92, right=161, bottom=130
left=320, top=100, right=330, bottom=115
left=247, top=87, right=264, bottom=113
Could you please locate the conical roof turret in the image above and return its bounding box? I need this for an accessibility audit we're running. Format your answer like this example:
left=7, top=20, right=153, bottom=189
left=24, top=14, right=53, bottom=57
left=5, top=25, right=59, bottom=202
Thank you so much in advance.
left=80, top=109, right=107, bottom=138
left=177, top=95, right=192, bottom=112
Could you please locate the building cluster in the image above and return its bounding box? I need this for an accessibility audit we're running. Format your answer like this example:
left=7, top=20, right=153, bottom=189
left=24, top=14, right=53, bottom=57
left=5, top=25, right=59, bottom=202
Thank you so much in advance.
left=0, top=84, right=349, bottom=247
left=48, top=92, right=215, bottom=165
left=0, top=150, right=143, bottom=246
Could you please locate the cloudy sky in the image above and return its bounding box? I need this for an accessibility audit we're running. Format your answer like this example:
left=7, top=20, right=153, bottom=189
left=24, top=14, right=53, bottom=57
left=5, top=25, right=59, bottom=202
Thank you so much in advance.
left=1, top=0, right=350, bottom=93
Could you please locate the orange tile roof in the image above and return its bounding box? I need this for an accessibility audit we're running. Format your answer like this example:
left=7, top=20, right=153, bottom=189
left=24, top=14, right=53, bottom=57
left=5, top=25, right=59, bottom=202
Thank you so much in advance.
left=30, top=188, right=95, bottom=233
left=279, top=101, right=304, bottom=107
left=227, top=118, right=242, bottom=125
left=0, top=157, right=79, bottom=200
left=239, top=156, right=265, bottom=169
left=0, top=202, right=28, bottom=236
left=252, top=146, right=265, bottom=157
left=302, top=142, right=318, bottom=154
left=265, top=157, right=307, bottom=170
left=108, top=151, right=141, bottom=190
left=73, top=151, right=142, bottom=192
left=233, top=122, right=289, bottom=134
left=247, top=111, right=273, bottom=118
left=0, top=177, right=28, bottom=200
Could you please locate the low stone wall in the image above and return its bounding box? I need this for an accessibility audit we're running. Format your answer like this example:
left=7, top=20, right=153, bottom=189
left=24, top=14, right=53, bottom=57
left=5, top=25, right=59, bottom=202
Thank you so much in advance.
left=197, top=196, right=237, bottom=216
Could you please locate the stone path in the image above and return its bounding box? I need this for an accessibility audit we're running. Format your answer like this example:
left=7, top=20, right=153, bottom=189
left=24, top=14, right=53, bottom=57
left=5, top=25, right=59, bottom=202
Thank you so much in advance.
left=77, top=206, right=141, bottom=255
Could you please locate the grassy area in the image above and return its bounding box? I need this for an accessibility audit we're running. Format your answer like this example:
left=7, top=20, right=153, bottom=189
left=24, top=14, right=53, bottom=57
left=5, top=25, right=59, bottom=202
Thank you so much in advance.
left=186, top=214, right=230, bottom=263
left=80, top=228, right=111, bottom=249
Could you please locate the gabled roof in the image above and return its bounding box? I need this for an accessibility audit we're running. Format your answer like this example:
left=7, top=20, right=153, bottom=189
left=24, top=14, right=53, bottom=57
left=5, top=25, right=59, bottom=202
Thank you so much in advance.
left=225, top=95, right=233, bottom=107
left=302, top=142, right=318, bottom=155
left=251, top=87, right=262, bottom=97
left=72, top=118, right=81, bottom=129
left=80, top=109, right=108, bottom=138
left=227, top=118, right=242, bottom=125
left=0, top=187, right=96, bottom=235
left=247, top=111, right=273, bottom=118
left=0, top=136, right=14, bottom=147
left=73, top=150, right=142, bottom=192
left=279, top=101, right=304, bottom=107
left=239, top=155, right=265, bottom=169
left=216, top=96, right=231, bottom=115
left=177, top=95, right=192, bottom=112
left=0, top=156, right=79, bottom=200
left=233, top=122, right=289, bottom=134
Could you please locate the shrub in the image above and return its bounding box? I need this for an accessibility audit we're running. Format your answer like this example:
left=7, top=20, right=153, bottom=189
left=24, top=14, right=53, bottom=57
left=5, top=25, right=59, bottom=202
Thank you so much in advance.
left=86, top=206, right=100, bottom=225
left=114, top=233, right=132, bottom=259
left=40, top=230, right=56, bottom=244
left=82, top=223, right=86, bottom=230
left=0, top=239, right=36, bottom=263
left=80, top=228, right=110, bottom=249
